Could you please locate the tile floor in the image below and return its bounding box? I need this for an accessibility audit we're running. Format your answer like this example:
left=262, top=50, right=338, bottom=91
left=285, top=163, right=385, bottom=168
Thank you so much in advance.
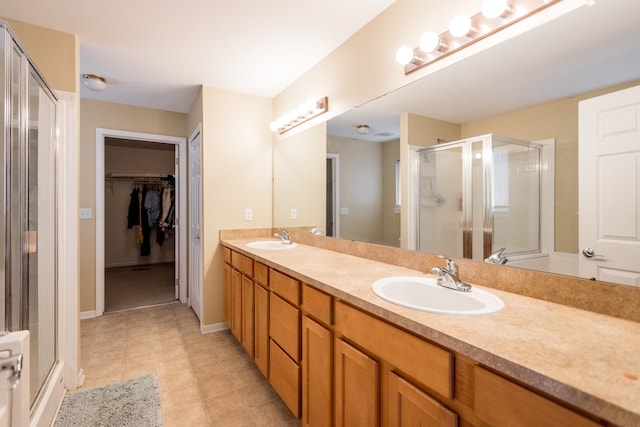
left=79, top=302, right=299, bottom=426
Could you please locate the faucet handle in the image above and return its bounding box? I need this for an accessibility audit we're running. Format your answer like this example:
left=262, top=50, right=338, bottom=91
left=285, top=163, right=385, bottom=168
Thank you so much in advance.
left=438, top=255, right=457, bottom=274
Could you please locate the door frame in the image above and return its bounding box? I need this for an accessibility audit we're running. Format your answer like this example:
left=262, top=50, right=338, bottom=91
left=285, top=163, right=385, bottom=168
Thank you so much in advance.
left=326, top=153, right=340, bottom=237
left=95, top=128, right=187, bottom=317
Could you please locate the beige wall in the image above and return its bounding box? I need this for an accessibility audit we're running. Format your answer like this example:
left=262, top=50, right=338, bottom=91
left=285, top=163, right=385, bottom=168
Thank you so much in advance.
left=79, top=99, right=188, bottom=312
left=2, top=17, right=77, bottom=92
left=274, top=123, right=326, bottom=229
left=199, top=87, right=272, bottom=326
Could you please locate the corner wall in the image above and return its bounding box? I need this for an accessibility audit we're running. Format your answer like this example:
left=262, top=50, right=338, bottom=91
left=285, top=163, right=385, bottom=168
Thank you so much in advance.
left=199, top=87, right=273, bottom=326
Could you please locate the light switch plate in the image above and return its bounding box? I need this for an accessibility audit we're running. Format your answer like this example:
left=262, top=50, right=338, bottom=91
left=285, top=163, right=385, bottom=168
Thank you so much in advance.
left=340, top=207, right=349, bottom=215
left=290, top=208, right=297, bottom=219
left=245, top=208, right=253, bottom=221
left=80, top=208, right=92, bottom=219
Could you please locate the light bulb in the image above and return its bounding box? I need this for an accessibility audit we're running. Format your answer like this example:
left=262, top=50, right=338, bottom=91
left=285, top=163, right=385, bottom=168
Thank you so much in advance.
left=306, top=99, right=317, bottom=112
left=270, top=121, right=279, bottom=131
left=396, top=45, right=415, bottom=65
left=450, top=14, right=473, bottom=38
left=289, top=109, right=298, bottom=121
left=276, top=118, right=285, bottom=129
left=482, top=0, right=510, bottom=19
left=419, top=32, right=441, bottom=53
left=298, top=104, right=309, bottom=116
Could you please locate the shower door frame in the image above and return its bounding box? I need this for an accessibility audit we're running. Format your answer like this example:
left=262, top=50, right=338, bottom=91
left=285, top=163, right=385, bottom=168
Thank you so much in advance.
left=413, top=134, right=550, bottom=262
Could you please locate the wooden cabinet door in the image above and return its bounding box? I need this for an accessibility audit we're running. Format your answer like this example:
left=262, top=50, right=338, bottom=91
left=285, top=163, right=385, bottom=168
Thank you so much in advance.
left=386, top=371, right=457, bottom=427
left=269, top=293, right=300, bottom=361
left=254, top=283, right=269, bottom=377
left=224, top=263, right=231, bottom=326
left=231, top=268, right=242, bottom=340
left=474, top=367, right=601, bottom=427
left=270, top=340, right=301, bottom=418
left=241, top=275, right=255, bottom=357
left=335, top=338, right=379, bottom=427
left=302, top=317, right=332, bottom=427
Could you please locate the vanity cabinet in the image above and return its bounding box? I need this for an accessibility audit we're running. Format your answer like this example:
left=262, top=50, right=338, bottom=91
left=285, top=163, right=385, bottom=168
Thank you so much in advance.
left=334, top=301, right=456, bottom=426
left=473, top=367, right=600, bottom=427
left=334, top=338, right=379, bottom=427
left=386, top=371, right=457, bottom=427
left=301, top=285, right=334, bottom=427
left=268, top=269, right=302, bottom=418
left=222, top=246, right=607, bottom=426
left=253, top=260, right=270, bottom=377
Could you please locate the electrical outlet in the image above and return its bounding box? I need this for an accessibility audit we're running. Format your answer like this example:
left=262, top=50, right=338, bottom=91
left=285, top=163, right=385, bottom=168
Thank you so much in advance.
left=245, top=208, right=253, bottom=221
left=290, top=208, right=297, bottom=219
left=79, top=208, right=93, bottom=219
left=340, top=207, right=349, bottom=215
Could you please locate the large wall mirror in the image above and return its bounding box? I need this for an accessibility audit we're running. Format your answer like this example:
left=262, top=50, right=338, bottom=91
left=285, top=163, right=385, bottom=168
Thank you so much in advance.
left=274, top=0, right=640, bottom=287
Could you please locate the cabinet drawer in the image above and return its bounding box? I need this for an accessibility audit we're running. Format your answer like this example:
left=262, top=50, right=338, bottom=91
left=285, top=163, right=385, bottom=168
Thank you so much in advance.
left=254, top=261, right=269, bottom=286
left=223, top=247, right=231, bottom=264
left=474, top=367, right=600, bottom=427
left=302, top=284, right=332, bottom=325
left=270, top=269, right=300, bottom=305
left=270, top=293, right=301, bottom=361
left=270, top=340, right=301, bottom=418
left=335, top=301, right=453, bottom=399
left=231, top=251, right=253, bottom=276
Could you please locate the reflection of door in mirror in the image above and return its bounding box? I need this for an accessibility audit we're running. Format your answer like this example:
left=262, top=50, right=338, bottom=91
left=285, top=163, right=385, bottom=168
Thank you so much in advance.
left=579, top=84, right=640, bottom=287
left=326, top=154, right=338, bottom=237
left=415, top=134, right=544, bottom=263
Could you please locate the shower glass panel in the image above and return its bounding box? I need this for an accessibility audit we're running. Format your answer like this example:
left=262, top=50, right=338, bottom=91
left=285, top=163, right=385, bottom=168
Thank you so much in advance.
left=490, top=140, right=541, bottom=256
left=27, top=69, right=57, bottom=405
left=417, top=134, right=542, bottom=262
left=1, top=23, right=58, bottom=408
left=417, top=143, right=466, bottom=258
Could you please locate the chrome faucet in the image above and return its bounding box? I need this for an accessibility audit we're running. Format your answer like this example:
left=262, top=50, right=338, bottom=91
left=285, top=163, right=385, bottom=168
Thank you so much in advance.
left=485, top=247, right=508, bottom=265
left=274, top=229, right=292, bottom=245
left=431, top=256, right=471, bottom=292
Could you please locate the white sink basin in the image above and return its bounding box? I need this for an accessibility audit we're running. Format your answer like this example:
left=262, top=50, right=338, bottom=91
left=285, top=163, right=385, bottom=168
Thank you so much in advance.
left=372, top=276, right=504, bottom=316
left=246, top=240, right=298, bottom=250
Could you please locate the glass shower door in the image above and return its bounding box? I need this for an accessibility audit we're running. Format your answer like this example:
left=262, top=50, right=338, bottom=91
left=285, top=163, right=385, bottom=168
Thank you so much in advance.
left=417, top=143, right=469, bottom=258
left=27, top=67, right=57, bottom=406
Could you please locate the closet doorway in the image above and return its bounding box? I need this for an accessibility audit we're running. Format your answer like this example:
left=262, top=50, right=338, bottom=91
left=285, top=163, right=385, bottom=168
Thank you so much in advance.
left=96, top=129, right=188, bottom=317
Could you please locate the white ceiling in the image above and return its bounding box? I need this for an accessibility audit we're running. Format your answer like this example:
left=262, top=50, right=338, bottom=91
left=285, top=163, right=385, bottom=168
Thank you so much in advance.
left=0, top=0, right=396, bottom=112
left=328, top=0, right=640, bottom=142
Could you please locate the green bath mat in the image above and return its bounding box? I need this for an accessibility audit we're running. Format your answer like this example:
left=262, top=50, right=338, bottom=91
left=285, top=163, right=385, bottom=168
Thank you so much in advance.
left=54, top=374, right=163, bottom=427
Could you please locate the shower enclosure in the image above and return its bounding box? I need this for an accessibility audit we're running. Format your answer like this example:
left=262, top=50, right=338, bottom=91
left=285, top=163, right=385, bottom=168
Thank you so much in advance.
left=1, top=22, right=58, bottom=424
left=416, top=134, right=543, bottom=262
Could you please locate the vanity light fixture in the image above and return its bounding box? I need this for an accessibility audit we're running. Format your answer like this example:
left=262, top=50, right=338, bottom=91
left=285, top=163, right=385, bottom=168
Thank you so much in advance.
left=396, top=0, right=561, bottom=74
left=81, top=73, right=107, bottom=91
left=270, top=96, right=328, bottom=134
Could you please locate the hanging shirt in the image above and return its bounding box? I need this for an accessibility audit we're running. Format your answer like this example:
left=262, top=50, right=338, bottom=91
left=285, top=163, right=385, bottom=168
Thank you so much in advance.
left=144, top=189, right=162, bottom=227
left=127, top=187, right=140, bottom=229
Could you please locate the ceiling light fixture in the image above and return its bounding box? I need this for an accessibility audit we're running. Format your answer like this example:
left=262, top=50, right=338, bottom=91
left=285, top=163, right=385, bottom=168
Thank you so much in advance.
left=270, top=97, right=328, bottom=134
left=81, top=73, right=107, bottom=91
left=357, top=124, right=370, bottom=134
left=396, top=0, right=561, bottom=75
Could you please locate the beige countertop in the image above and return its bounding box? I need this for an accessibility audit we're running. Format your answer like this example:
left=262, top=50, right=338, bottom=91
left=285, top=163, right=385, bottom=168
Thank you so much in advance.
left=222, top=238, right=640, bottom=426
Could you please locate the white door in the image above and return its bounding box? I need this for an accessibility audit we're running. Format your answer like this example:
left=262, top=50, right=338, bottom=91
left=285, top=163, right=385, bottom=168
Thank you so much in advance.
left=578, top=84, right=640, bottom=286
left=188, top=128, right=203, bottom=320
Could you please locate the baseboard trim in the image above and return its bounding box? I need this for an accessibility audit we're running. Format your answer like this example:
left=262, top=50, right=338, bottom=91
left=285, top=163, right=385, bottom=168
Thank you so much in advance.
left=80, top=310, right=96, bottom=320
left=201, top=322, right=229, bottom=334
